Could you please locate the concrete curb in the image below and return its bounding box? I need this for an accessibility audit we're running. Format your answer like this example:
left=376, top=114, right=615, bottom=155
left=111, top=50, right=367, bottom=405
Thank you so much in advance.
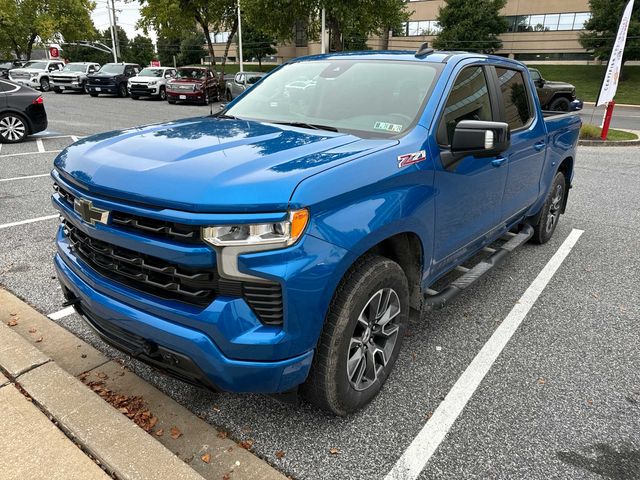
left=578, top=129, right=640, bottom=147
left=0, top=289, right=287, bottom=480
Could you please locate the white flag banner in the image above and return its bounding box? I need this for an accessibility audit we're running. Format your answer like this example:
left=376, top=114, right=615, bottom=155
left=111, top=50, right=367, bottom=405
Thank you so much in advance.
left=596, top=0, right=635, bottom=106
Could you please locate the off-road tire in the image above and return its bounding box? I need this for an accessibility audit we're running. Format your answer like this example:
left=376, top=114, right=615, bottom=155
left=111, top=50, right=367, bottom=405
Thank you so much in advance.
left=301, top=254, right=409, bottom=416
left=531, top=171, right=566, bottom=244
left=549, top=97, right=571, bottom=112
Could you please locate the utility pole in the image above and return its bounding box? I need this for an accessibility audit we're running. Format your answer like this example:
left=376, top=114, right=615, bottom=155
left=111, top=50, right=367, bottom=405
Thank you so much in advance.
left=111, top=0, right=120, bottom=60
left=237, top=0, right=243, bottom=72
left=107, top=2, right=118, bottom=62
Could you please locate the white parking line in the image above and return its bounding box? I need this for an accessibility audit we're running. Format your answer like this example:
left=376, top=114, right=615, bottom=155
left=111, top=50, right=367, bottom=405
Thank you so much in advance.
left=0, top=173, right=50, bottom=182
left=47, top=306, right=76, bottom=320
left=70, top=135, right=79, bottom=142
left=36, top=138, right=45, bottom=153
left=385, top=228, right=584, bottom=480
left=0, top=214, right=58, bottom=230
left=0, top=149, right=62, bottom=159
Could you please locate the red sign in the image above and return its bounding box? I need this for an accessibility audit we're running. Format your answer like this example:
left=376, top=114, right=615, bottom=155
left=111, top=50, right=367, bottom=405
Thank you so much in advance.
left=150, top=60, right=161, bottom=67
left=49, top=46, right=59, bottom=58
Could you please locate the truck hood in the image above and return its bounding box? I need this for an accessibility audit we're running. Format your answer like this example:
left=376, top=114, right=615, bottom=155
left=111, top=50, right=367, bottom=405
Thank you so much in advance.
left=543, top=80, right=575, bottom=91
left=130, top=75, right=163, bottom=83
left=88, top=72, right=120, bottom=79
left=53, top=116, right=397, bottom=213
left=51, top=71, right=84, bottom=78
left=10, top=68, right=45, bottom=74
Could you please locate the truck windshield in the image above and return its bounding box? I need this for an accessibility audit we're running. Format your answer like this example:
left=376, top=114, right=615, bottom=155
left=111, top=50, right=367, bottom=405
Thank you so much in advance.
left=23, top=61, right=48, bottom=70
left=176, top=68, right=205, bottom=80
left=139, top=68, right=164, bottom=77
left=99, top=64, right=125, bottom=74
left=63, top=64, right=87, bottom=72
left=225, top=60, right=441, bottom=136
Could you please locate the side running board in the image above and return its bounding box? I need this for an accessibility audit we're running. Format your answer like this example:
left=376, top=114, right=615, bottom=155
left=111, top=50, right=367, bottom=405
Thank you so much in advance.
left=424, top=224, right=534, bottom=309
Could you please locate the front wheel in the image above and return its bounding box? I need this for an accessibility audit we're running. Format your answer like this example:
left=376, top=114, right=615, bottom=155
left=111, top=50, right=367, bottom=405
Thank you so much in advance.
left=83, top=82, right=90, bottom=94
left=301, top=254, right=409, bottom=415
left=531, top=171, right=566, bottom=244
left=226, top=89, right=232, bottom=101
left=89, top=92, right=99, bottom=97
left=549, top=97, right=570, bottom=112
left=40, top=78, right=50, bottom=92
left=118, top=83, right=127, bottom=97
left=159, top=87, right=167, bottom=101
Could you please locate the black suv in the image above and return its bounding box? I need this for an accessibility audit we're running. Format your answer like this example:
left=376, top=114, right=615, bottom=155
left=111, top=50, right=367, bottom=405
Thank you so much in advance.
left=0, top=60, right=23, bottom=79
left=87, top=63, right=141, bottom=97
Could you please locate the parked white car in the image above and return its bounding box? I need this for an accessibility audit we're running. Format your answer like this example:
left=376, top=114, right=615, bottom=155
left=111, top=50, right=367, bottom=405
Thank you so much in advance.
left=50, top=62, right=101, bottom=94
left=128, top=66, right=176, bottom=100
left=9, top=60, right=65, bottom=92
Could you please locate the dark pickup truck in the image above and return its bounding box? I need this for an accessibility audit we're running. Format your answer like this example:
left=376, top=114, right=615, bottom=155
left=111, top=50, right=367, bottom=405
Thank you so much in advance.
left=52, top=49, right=581, bottom=415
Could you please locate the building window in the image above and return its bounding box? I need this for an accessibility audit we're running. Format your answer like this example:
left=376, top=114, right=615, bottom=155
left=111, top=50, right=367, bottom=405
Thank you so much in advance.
left=505, top=12, right=591, bottom=32
left=295, top=21, right=307, bottom=47
left=405, top=20, right=441, bottom=36
left=211, top=32, right=230, bottom=43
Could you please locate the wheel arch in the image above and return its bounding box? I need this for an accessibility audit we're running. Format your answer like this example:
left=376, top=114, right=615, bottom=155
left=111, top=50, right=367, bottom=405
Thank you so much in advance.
left=557, top=156, right=573, bottom=213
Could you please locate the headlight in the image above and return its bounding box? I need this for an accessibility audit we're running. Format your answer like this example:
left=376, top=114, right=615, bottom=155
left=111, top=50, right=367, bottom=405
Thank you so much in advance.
left=30, top=73, right=38, bottom=78
left=148, top=80, right=157, bottom=86
left=202, top=209, right=309, bottom=248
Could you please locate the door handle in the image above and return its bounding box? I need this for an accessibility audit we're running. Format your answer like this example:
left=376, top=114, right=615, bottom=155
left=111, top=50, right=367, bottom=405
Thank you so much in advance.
left=491, top=156, right=507, bottom=167
left=534, top=141, right=546, bottom=151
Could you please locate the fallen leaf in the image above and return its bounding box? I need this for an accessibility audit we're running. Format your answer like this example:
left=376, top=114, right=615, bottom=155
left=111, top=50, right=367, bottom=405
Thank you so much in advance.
left=212, top=405, right=221, bottom=413
left=7, top=319, right=18, bottom=327
left=425, top=411, right=433, bottom=420
left=170, top=426, right=183, bottom=439
left=217, top=431, right=228, bottom=439
left=201, top=453, right=211, bottom=464
left=226, top=446, right=233, bottom=452
left=587, top=399, right=594, bottom=406
left=275, top=450, right=285, bottom=459
left=96, top=372, right=108, bottom=379
left=28, top=327, right=37, bottom=333
left=118, top=407, right=129, bottom=414
left=81, top=354, right=87, bottom=358
left=537, top=377, right=546, bottom=385
left=35, top=337, right=43, bottom=343
left=329, top=447, right=340, bottom=455
left=222, top=474, right=231, bottom=480
left=239, top=439, right=253, bottom=450
left=155, top=428, right=164, bottom=437
left=148, top=416, right=158, bottom=429
left=10, top=312, right=17, bottom=316
left=591, top=293, right=599, bottom=299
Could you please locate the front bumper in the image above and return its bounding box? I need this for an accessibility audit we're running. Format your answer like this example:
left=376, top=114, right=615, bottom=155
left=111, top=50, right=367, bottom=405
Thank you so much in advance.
left=570, top=99, right=584, bottom=111
left=167, top=91, right=205, bottom=102
left=129, top=85, right=160, bottom=96
left=55, top=252, right=314, bottom=393
left=51, top=80, right=84, bottom=91
left=87, top=84, right=118, bottom=94
left=11, top=77, right=39, bottom=88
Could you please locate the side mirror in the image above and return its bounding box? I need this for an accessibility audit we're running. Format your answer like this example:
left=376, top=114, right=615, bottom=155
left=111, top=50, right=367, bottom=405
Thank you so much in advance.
left=451, top=120, right=510, bottom=157
left=536, top=78, right=545, bottom=87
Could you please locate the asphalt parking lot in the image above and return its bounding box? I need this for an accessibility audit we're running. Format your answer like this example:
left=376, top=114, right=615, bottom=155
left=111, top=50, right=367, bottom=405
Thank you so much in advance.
left=1, top=91, right=639, bottom=480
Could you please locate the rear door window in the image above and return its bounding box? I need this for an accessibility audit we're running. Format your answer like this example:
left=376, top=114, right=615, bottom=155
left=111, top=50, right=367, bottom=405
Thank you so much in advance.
left=495, top=67, right=533, bottom=130
left=438, top=66, right=493, bottom=145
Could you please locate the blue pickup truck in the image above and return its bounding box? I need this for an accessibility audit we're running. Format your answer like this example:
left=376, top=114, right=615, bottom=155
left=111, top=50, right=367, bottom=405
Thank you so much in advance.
left=51, top=48, right=580, bottom=415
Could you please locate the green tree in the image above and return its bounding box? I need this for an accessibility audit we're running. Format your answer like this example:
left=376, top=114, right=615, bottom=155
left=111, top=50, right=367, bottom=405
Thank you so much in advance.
left=137, top=0, right=238, bottom=74
left=0, top=0, right=96, bottom=59
left=433, top=0, right=509, bottom=53
left=241, top=0, right=409, bottom=52
left=580, top=0, right=640, bottom=65
left=242, top=23, right=276, bottom=67
left=178, top=32, right=207, bottom=65
left=156, top=31, right=181, bottom=66
left=126, top=34, right=155, bottom=66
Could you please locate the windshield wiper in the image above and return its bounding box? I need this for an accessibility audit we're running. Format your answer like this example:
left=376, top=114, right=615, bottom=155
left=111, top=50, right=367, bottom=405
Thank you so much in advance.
left=274, top=121, right=339, bottom=132
left=216, top=113, right=237, bottom=119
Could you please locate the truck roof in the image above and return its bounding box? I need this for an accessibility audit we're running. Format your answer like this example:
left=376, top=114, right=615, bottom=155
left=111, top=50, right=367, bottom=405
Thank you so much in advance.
left=291, top=50, right=525, bottom=68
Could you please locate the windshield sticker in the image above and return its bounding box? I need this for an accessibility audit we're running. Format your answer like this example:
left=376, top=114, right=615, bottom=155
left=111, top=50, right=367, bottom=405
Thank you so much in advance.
left=374, top=121, right=403, bottom=133
left=398, top=150, right=427, bottom=168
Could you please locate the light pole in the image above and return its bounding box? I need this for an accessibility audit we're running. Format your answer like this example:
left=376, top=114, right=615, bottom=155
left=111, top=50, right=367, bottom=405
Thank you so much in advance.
left=321, top=8, right=326, bottom=54
left=237, top=0, right=244, bottom=72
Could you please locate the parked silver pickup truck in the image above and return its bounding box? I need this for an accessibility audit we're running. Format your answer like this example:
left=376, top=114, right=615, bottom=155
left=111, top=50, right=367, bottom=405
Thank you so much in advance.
left=225, top=71, right=266, bottom=100
left=51, top=62, right=101, bottom=94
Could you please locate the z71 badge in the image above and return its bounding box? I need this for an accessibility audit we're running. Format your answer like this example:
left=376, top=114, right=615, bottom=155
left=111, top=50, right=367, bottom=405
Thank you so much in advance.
left=397, top=150, right=427, bottom=168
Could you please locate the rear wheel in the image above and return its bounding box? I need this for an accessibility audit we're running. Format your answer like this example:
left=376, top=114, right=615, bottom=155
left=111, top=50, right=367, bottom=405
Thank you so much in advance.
left=131, top=95, right=139, bottom=100
left=531, top=171, right=566, bottom=244
left=549, top=97, right=571, bottom=112
left=53, top=88, right=61, bottom=94
left=0, top=112, right=29, bottom=143
left=39, top=77, right=50, bottom=92
left=301, top=254, right=409, bottom=415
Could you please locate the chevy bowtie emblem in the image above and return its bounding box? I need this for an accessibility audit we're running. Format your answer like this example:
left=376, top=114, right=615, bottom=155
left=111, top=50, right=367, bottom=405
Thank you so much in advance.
left=74, top=198, right=110, bottom=226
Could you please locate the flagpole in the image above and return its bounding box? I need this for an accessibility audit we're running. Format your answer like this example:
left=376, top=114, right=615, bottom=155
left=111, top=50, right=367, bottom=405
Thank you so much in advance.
left=237, top=0, right=244, bottom=72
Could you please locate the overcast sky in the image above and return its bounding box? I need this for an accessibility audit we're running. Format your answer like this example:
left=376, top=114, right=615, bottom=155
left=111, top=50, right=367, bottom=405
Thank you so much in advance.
left=91, top=1, right=157, bottom=43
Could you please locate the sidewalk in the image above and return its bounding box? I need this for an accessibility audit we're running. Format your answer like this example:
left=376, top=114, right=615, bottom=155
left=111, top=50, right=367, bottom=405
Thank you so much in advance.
left=0, top=289, right=286, bottom=480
